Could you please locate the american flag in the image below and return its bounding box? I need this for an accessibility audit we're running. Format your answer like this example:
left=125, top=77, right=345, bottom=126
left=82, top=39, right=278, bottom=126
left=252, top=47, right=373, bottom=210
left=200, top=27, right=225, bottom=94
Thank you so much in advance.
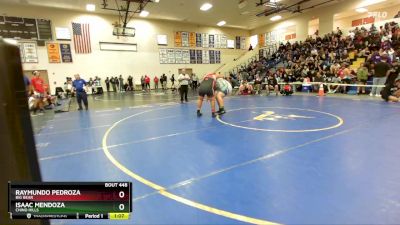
left=72, top=22, right=91, bottom=54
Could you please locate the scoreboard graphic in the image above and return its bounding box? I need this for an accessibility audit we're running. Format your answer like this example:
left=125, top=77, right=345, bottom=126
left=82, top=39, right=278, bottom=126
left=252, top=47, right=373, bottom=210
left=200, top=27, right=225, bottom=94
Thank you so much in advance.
left=8, top=182, right=132, bottom=220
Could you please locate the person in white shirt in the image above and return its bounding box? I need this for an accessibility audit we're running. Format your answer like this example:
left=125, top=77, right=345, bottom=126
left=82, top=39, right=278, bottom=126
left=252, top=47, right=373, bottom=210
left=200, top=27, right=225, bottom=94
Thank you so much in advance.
left=178, top=69, right=191, bottom=103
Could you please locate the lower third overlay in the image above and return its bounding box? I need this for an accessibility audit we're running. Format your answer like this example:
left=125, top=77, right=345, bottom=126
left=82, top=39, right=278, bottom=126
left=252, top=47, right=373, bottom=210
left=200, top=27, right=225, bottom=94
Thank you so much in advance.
left=8, top=182, right=132, bottom=220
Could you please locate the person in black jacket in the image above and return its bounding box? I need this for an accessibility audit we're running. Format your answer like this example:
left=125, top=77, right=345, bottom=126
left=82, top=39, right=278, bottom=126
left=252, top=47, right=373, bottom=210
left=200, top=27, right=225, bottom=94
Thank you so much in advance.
left=105, top=77, right=110, bottom=92
left=381, top=72, right=400, bottom=102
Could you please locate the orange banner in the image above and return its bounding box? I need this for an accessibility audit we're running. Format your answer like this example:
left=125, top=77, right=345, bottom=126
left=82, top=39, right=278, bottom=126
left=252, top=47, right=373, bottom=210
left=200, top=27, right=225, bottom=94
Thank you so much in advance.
left=174, top=31, right=182, bottom=47
left=189, top=32, right=196, bottom=47
left=258, top=34, right=265, bottom=47
left=47, top=43, right=61, bottom=63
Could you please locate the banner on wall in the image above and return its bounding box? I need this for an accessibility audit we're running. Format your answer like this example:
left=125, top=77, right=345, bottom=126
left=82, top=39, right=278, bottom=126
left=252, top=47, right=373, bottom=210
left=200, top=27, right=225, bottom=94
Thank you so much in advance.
left=182, top=49, right=190, bottom=64
left=189, top=32, right=196, bottom=47
left=189, top=49, right=196, bottom=64
left=202, top=50, right=210, bottom=64
left=60, top=43, right=73, bottom=63
left=266, top=32, right=271, bottom=45
left=196, top=33, right=202, bottom=47
left=220, top=35, right=227, bottom=49
left=159, top=49, right=168, bottom=64
left=167, top=49, right=176, bottom=64
left=209, top=50, right=215, bottom=64
left=196, top=50, right=203, bottom=64
left=214, top=34, right=220, bottom=48
left=47, top=43, right=61, bottom=63
left=215, top=50, right=221, bottom=64
left=181, top=32, right=189, bottom=47
left=208, top=34, right=215, bottom=48
left=23, top=42, right=39, bottom=63
left=174, top=31, right=182, bottom=47
left=235, top=36, right=241, bottom=49
left=202, top=33, right=208, bottom=48
left=258, top=34, right=266, bottom=47
left=240, top=37, right=246, bottom=50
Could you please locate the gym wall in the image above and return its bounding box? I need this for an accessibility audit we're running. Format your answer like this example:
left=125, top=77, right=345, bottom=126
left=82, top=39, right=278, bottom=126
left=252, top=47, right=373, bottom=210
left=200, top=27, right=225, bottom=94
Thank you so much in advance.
left=0, top=2, right=250, bottom=91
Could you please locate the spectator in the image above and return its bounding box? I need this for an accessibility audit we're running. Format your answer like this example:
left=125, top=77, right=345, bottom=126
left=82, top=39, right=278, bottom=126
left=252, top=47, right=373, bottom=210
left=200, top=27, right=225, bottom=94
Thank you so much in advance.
left=115, top=76, right=120, bottom=92
left=357, top=63, right=369, bottom=94
left=239, top=81, right=254, bottom=95
left=119, top=75, right=124, bottom=92
left=88, top=77, right=94, bottom=94
left=192, top=73, right=198, bottom=91
left=105, top=77, right=110, bottom=92
left=394, top=11, right=400, bottom=18
left=145, top=75, right=151, bottom=91
left=140, top=76, right=145, bottom=91
left=110, top=77, right=116, bottom=92
left=313, top=72, right=325, bottom=91
left=31, top=71, right=45, bottom=114
left=154, top=76, right=159, bottom=90
left=170, top=74, right=176, bottom=88
left=128, top=75, right=134, bottom=91
left=161, top=73, right=167, bottom=90
left=371, top=57, right=391, bottom=97
left=267, top=73, right=279, bottom=96
left=381, top=73, right=400, bottom=102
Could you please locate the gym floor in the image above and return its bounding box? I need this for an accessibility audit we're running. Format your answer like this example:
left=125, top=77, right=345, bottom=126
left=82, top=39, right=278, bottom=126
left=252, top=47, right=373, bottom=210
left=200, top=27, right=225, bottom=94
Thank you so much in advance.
left=33, top=91, right=400, bottom=224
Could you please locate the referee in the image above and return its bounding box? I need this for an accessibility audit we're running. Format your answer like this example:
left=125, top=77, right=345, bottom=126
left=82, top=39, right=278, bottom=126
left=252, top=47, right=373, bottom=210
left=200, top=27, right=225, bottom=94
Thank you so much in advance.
left=178, top=69, right=190, bottom=103
left=72, top=74, right=89, bottom=110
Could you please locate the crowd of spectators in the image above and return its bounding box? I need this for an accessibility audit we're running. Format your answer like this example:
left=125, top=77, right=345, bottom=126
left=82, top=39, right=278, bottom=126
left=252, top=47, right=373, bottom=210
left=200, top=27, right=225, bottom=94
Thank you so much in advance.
left=229, top=19, right=400, bottom=98
left=63, top=73, right=201, bottom=94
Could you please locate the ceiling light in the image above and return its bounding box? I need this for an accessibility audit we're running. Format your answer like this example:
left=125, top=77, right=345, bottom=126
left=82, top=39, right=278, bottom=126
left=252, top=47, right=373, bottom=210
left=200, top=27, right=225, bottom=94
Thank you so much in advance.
left=217, top=21, right=226, bottom=26
left=153, top=0, right=160, bottom=2
left=355, top=8, right=368, bottom=13
left=357, top=0, right=386, bottom=8
left=139, top=10, right=149, bottom=17
left=86, top=4, right=96, bottom=11
left=200, top=3, right=213, bottom=11
left=270, top=15, right=282, bottom=21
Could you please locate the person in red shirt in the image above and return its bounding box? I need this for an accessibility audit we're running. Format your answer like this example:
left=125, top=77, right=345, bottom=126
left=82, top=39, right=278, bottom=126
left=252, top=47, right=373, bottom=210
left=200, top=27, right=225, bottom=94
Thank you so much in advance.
left=145, top=75, right=151, bottom=92
left=154, top=76, right=159, bottom=91
left=31, top=71, right=45, bottom=113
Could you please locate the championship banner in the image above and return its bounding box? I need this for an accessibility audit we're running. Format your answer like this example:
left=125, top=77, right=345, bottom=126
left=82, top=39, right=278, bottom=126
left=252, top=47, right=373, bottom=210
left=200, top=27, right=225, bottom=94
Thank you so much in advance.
left=220, top=35, right=227, bottom=49
left=240, top=37, right=246, bottom=50
left=209, top=50, right=215, bottom=64
left=181, top=32, right=189, bottom=47
left=258, top=34, right=266, bottom=47
left=189, top=32, right=196, bottom=47
left=208, top=34, right=215, bottom=48
left=202, top=33, right=208, bottom=48
left=196, top=33, right=202, bottom=47
left=235, top=36, right=241, bottom=49
left=215, top=50, right=221, bottom=64
left=202, top=50, right=209, bottom=64
left=47, top=43, right=61, bottom=63
left=196, top=50, right=202, bottom=64
left=190, top=49, right=196, bottom=64
left=175, top=49, right=183, bottom=64
left=174, top=31, right=182, bottom=47
left=23, top=42, right=38, bottom=63
left=182, top=49, right=190, bottom=64
left=167, top=49, right=175, bottom=64
left=60, top=43, right=73, bottom=63
left=159, top=49, right=168, bottom=64
left=266, top=32, right=271, bottom=45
